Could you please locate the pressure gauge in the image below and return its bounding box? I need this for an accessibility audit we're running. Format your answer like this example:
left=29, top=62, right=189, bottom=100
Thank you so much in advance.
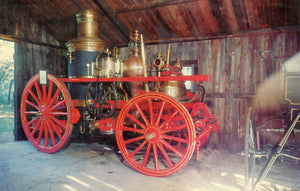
left=128, top=40, right=135, bottom=49
left=128, top=40, right=141, bottom=50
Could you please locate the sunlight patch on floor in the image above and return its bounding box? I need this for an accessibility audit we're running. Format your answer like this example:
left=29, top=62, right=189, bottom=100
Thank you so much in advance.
left=63, top=184, right=79, bottom=191
left=66, top=175, right=91, bottom=188
left=81, top=172, right=124, bottom=191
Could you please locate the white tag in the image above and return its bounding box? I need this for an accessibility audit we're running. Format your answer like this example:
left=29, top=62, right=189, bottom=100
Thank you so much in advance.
left=39, top=70, right=47, bottom=85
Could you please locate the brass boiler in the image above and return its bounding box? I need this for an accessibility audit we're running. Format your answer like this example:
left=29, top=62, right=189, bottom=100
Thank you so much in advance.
left=66, top=10, right=106, bottom=99
left=66, top=10, right=106, bottom=78
left=163, top=60, right=187, bottom=101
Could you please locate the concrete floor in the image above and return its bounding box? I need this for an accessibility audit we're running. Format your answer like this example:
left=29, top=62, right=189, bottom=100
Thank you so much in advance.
left=0, top=132, right=300, bottom=191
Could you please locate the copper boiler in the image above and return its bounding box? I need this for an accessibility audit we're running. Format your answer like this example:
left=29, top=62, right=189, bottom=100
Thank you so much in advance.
left=123, top=30, right=145, bottom=96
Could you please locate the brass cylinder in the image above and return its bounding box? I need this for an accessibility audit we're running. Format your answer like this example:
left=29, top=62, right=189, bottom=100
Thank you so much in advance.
left=163, top=75, right=187, bottom=101
left=66, top=10, right=105, bottom=52
left=76, top=10, right=100, bottom=38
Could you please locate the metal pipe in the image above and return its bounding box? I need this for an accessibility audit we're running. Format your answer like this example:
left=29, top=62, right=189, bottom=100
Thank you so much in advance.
left=166, top=43, right=170, bottom=66
left=140, top=34, right=149, bottom=92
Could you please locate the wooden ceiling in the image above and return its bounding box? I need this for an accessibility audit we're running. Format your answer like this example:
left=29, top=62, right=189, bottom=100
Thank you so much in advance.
left=12, top=0, right=300, bottom=47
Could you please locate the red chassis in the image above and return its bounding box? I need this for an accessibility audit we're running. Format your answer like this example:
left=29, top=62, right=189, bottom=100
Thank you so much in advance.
left=20, top=73, right=219, bottom=177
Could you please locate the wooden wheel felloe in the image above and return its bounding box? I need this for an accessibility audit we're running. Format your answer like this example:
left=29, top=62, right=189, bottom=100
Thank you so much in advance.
left=20, top=73, right=73, bottom=153
left=116, top=92, right=195, bottom=177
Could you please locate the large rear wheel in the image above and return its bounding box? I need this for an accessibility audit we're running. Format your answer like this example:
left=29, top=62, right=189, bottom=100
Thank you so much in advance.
left=116, top=92, right=195, bottom=177
left=20, top=73, right=73, bottom=153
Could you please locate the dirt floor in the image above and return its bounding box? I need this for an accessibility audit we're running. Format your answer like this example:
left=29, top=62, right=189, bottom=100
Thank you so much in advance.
left=0, top=131, right=300, bottom=191
left=0, top=104, right=300, bottom=191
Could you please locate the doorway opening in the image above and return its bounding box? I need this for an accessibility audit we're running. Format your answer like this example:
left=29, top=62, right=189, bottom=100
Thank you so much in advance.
left=0, top=39, right=15, bottom=143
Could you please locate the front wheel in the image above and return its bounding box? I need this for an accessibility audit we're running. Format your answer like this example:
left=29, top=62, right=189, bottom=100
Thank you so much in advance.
left=20, top=73, right=73, bottom=153
left=116, top=92, right=195, bottom=177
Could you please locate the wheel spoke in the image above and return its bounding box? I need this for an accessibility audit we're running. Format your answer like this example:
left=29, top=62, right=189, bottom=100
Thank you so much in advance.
left=160, top=139, right=183, bottom=158
left=48, top=88, right=61, bottom=108
left=24, top=111, right=38, bottom=115
left=34, top=81, right=43, bottom=104
left=50, top=100, right=65, bottom=111
left=47, top=118, right=63, bottom=139
left=161, top=134, right=188, bottom=144
left=126, top=113, right=147, bottom=129
left=124, top=135, right=145, bottom=144
left=158, top=110, right=179, bottom=129
left=157, top=142, right=173, bottom=168
left=25, top=117, right=39, bottom=128
left=44, top=121, right=49, bottom=147
left=155, top=101, right=166, bottom=127
left=161, top=124, right=187, bottom=133
left=25, top=100, right=40, bottom=111
left=42, top=84, right=47, bottom=105
left=122, top=126, right=144, bottom=134
left=142, top=143, right=152, bottom=167
left=129, top=140, right=147, bottom=158
left=148, top=98, right=154, bottom=125
left=50, top=111, right=68, bottom=115
left=37, top=122, right=45, bottom=144
left=46, top=120, right=56, bottom=146
left=46, top=80, right=53, bottom=105
left=49, top=115, right=66, bottom=130
left=153, top=144, right=159, bottom=170
left=134, top=103, right=150, bottom=126
left=28, top=89, right=41, bottom=106
left=30, top=119, right=42, bottom=137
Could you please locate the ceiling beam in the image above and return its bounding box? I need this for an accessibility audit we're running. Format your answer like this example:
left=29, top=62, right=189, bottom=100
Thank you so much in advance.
left=37, top=16, right=75, bottom=25
left=116, top=25, right=300, bottom=47
left=93, top=0, right=130, bottom=41
left=116, top=0, right=199, bottom=13
left=0, top=34, right=65, bottom=49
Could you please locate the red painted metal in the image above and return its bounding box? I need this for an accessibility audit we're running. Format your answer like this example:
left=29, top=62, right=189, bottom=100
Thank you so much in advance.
left=115, top=92, right=195, bottom=177
left=20, top=72, right=219, bottom=177
left=185, top=102, right=219, bottom=159
left=20, top=74, right=73, bottom=153
left=71, top=107, right=80, bottom=124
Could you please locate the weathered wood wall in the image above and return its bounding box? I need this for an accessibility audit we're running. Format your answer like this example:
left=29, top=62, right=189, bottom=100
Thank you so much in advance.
left=120, top=30, right=299, bottom=151
left=14, top=43, right=66, bottom=140
left=0, top=3, right=68, bottom=140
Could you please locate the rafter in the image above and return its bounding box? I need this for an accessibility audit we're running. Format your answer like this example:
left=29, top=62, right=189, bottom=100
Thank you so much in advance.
left=116, top=0, right=200, bottom=13
left=93, top=0, right=130, bottom=41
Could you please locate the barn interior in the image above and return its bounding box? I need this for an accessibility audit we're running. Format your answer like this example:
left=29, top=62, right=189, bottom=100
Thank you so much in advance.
left=0, top=0, right=300, bottom=190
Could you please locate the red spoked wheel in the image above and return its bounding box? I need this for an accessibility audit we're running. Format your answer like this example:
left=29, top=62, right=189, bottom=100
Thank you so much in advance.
left=20, top=73, right=73, bottom=153
left=116, top=92, right=195, bottom=177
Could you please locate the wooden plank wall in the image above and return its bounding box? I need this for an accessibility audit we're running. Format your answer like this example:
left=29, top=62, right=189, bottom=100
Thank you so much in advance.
left=14, top=43, right=66, bottom=140
left=9, top=6, right=67, bottom=140
left=120, top=30, right=299, bottom=152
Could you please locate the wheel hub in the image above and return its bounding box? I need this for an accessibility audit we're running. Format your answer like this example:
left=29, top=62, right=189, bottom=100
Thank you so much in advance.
left=37, top=106, right=49, bottom=120
left=144, top=127, right=161, bottom=143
